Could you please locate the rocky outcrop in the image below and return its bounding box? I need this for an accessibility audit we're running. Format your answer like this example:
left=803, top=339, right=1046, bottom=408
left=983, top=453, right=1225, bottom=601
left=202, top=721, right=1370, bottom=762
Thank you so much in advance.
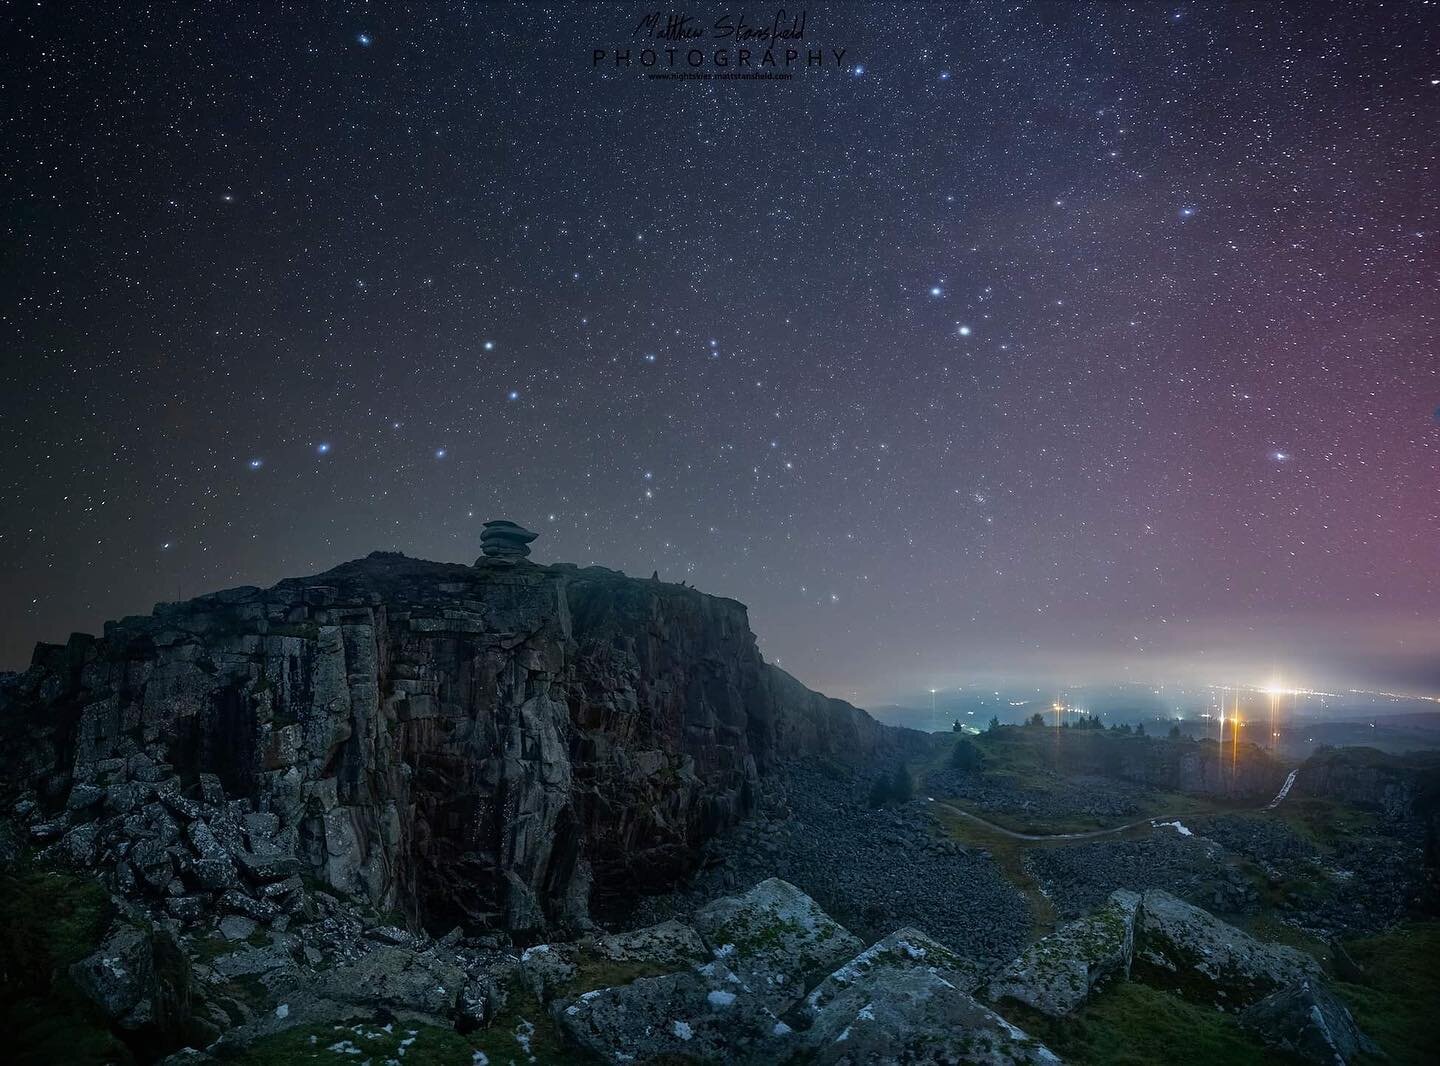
left=477, top=520, right=538, bottom=560
left=0, top=553, right=915, bottom=941
left=1131, top=888, right=1321, bottom=1008
left=1295, top=745, right=1438, bottom=818
left=985, top=888, right=1139, bottom=1016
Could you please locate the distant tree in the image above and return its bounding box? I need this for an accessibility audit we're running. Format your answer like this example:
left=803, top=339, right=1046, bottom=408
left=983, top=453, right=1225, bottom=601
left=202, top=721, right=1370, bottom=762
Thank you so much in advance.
left=867, top=775, right=891, bottom=808
left=867, top=760, right=915, bottom=807
left=949, top=738, right=985, bottom=772
left=1029, top=712, right=1046, bottom=728
left=987, top=715, right=1001, bottom=733
left=1169, top=724, right=1182, bottom=740
left=952, top=719, right=963, bottom=732
left=891, top=761, right=914, bottom=803
left=1135, top=723, right=1146, bottom=736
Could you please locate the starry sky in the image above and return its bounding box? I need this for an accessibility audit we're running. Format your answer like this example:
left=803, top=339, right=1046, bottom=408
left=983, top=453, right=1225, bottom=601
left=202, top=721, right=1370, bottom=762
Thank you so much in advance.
left=2, top=3, right=1437, bottom=703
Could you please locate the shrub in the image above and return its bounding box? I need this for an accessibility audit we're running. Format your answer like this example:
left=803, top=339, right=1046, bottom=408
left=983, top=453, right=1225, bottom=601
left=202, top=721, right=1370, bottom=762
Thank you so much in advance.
left=949, top=737, right=985, bottom=772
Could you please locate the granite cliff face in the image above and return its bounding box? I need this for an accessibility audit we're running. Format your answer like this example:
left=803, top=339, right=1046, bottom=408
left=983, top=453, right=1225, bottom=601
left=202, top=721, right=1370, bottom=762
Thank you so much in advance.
left=0, top=552, right=909, bottom=937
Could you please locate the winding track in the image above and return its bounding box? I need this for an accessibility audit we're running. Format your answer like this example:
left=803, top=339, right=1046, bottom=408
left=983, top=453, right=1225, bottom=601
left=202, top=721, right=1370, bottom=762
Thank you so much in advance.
left=930, top=767, right=1301, bottom=842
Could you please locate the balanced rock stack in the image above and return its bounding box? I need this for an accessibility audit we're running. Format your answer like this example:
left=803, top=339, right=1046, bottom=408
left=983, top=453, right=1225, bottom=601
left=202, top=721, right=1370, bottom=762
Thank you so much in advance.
left=478, top=518, right=539, bottom=560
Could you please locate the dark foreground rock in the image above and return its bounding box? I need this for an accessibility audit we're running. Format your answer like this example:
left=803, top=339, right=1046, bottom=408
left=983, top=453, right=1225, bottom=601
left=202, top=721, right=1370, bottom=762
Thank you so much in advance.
left=1239, top=978, right=1379, bottom=1065
left=557, top=960, right=792, bottom=1063
left=800, top=967, right=1061, bottom=1066
left=552, top=877, right=1058, bottom=1066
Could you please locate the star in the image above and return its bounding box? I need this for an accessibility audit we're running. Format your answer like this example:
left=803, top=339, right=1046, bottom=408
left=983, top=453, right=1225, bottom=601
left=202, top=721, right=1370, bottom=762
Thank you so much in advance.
left=357, top=33, right=372, bottom=46
left=247, top=459, right=263, bottom=469
left=435, top=448, right=447, bottom=459
left=316, top=442, right=331, bottom=454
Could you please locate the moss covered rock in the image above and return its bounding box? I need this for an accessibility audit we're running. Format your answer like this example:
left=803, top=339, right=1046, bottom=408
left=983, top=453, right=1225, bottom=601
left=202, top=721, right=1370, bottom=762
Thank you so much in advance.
left=694, top=877, right=863, bottom=1013
left=1132, top=889, right=1319, bottom=1009
left=986, top=889, right=1140, bottom=1016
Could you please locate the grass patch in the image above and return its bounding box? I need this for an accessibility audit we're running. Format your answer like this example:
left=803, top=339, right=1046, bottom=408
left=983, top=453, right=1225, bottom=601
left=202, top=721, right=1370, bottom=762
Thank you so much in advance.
left=472, top=989, right=586, bottom=1065
left=1332, top=920, right=1440, bottom=1066
left=565, top=956, right=677, bottom=997
left=234, top=1021, right=474, bottom=1065
left=1267, top=797, right=1379, bottom=851
left=233, top=993, right=588, bottom=1065
left=1010, top=979, right=1303, bottom=1065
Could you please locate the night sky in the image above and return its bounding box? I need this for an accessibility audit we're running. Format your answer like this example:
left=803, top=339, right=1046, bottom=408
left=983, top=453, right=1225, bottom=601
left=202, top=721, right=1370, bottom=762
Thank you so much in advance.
left=3, top=3, right=1437, bottom=702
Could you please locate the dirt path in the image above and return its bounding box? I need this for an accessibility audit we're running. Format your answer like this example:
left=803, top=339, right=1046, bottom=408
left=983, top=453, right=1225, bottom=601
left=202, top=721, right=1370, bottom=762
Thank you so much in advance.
left=930, top=769, right=1300, bottom=842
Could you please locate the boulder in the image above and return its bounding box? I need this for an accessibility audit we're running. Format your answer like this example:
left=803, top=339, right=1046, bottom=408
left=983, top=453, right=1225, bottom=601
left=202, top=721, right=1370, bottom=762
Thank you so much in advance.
left=130, top=838, right=176, bottom=893
left=314, top=944, right=466, bottom=1018
left=165, top=895, right=206, bottom=922
left=594, top=918, right=709, bottom=969
left=694, top=877, right=863, bottom=1012
left=218, top=889, right=280, bottom=924
left=804, top=926, right=985, bottom=1021
left=70, top=922, right=156, bottom=1025
left=219, top=914, right=258, bottom=941
left=518, top=941, right=579, bottom=1002
left=70, top=920, right=198, bottom=1047
left=801, top=966, right=1060, bottom=1065
left=60, top=823, right=101, bottom=865
left=987, top=889, right=1140, bottom=1016
left=1240, top=979, right=1379, bottom=1064
left=1133, top=889, right=1321, bottom=1008
left=478, top=519, right=539, bottom=559
left=67, top=783, right=106, bottom=811
left=234, top=845, right=301, bottom=883
left=191, top=856, right=237, bottom=892
left=557, top=960, right=789, bottom=1064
